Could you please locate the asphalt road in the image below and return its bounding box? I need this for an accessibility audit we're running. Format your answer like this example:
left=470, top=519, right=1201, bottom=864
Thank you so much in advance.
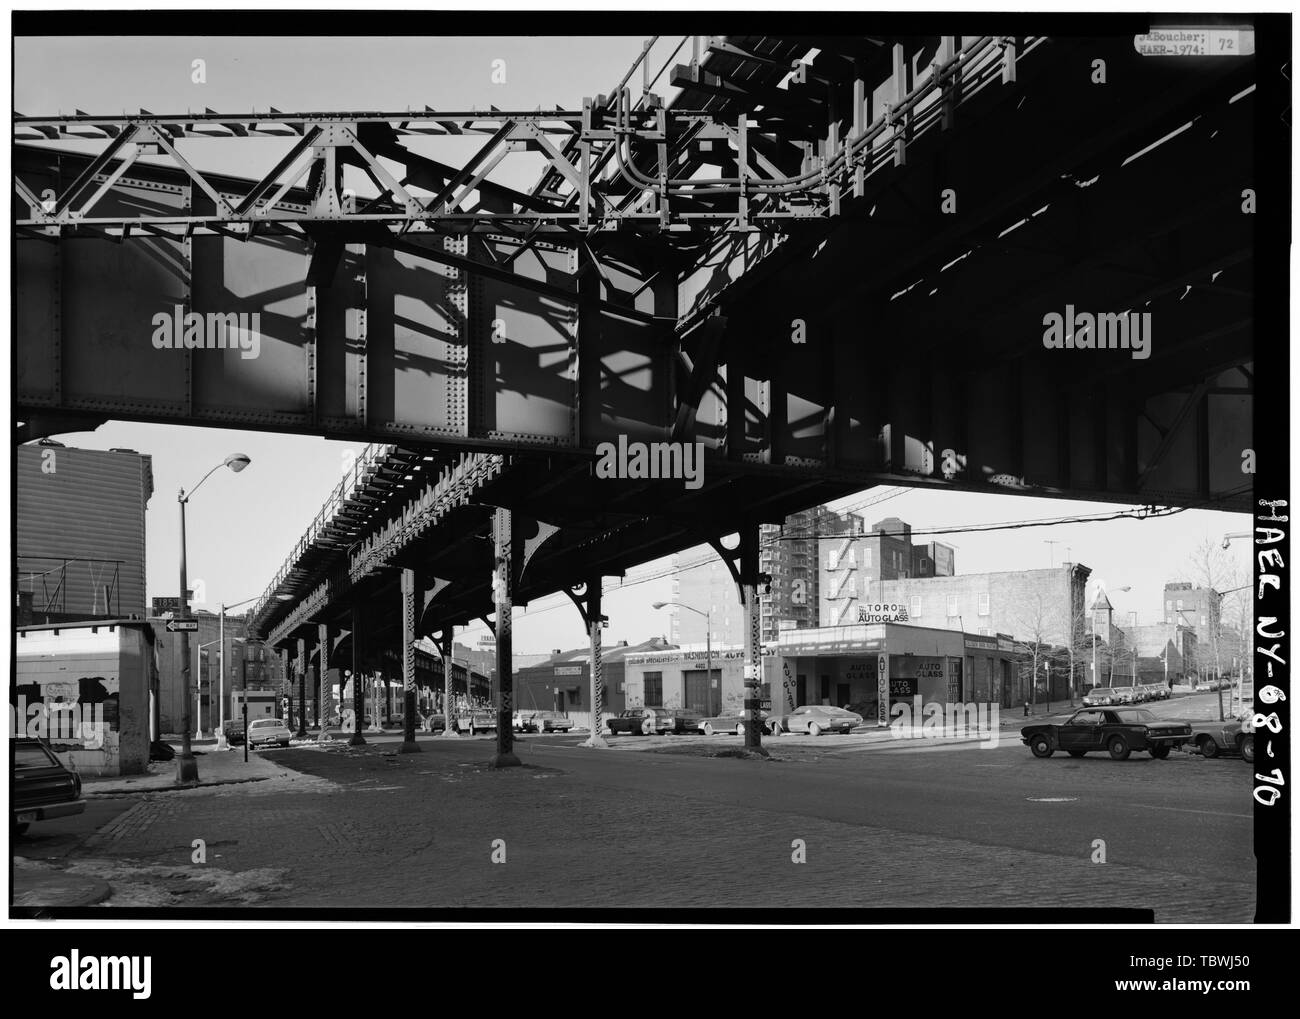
left=11, top=694, right=1254, bottom=919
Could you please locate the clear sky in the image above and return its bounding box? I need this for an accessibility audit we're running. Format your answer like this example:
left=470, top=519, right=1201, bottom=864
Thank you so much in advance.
left=13, top=32, right=1255, bottom=653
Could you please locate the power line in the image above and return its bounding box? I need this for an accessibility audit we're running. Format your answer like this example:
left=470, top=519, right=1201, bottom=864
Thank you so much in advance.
left=459, top=499, right=1189, bottom=634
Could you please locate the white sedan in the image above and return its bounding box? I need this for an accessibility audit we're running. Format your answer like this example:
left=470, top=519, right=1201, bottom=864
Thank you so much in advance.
left=247, top=718, right=293, bottom=748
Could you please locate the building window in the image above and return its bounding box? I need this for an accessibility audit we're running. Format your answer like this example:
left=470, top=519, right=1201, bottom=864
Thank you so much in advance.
left=847, top=548, right=856, bottom=567
left=1177, top=599, right=1184, bottom=610
left=847, top=577, right=857, bottom=597
left=1165, top=599, right=1173, bottom=612
left=644, top=672, right=663, bottom=705
left=828, top=549, right=840, bottom=570
left=947, top=595, right=960, bottom=617
left=978, top=592, right=990, bottom=616
left=909, top=596, right=922, bottom=617
left=863, top=549, right=872, bottom=569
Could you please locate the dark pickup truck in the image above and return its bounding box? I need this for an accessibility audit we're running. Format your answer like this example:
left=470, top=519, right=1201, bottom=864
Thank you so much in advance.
left=13, top=738, right=85, bottom=835
left=1022, top=707, right=1192, bottom=761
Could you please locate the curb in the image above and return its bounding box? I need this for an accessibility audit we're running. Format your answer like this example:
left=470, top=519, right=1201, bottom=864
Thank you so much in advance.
left=84, top=774, right=275, bottom=797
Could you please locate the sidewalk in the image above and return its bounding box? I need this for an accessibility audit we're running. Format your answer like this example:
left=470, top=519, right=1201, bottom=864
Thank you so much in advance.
left=81, top=746, right=291, bottom=795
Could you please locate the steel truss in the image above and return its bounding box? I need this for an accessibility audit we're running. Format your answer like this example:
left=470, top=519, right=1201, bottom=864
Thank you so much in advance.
left=15, top=35, right=1024, bottom=241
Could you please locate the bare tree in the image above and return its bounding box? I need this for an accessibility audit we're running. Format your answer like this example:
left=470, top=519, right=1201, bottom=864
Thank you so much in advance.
left=1059, top=593, right=1095, bottom=707
left=1182, top=537, right=1250, bottom=721
left=1017, top=594, right=1053, bottom=714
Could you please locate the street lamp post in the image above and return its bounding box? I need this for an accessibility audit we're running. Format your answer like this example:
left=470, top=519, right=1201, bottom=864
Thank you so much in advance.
left=652, top=600, right=712, bottom=710
left=175, top=453, right=251, bottom=785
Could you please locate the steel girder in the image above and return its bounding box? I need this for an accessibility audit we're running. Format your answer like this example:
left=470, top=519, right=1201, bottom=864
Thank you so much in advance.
left=16, top=29, right=1254, bottom=575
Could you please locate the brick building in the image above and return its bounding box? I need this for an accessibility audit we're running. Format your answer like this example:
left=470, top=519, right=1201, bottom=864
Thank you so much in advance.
left=867, top=563, right=1090, bottom=648
left=149, top=608, right=283, bottom=735
left=1125, top=623, right=1198, bottom=686
left=819, top=517, right=956, bottom=627
left=17, top=442, right=154, bottom=623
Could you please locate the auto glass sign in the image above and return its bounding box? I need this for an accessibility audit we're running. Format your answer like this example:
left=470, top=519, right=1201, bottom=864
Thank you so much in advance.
left=858, top=602, right=909, bottom=624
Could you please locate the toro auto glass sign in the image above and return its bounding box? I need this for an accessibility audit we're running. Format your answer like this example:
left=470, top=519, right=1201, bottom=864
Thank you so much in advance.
left=858, top=602, right=909, bottom=624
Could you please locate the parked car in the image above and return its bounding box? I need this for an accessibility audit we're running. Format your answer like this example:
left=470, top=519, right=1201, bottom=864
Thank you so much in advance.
left=222, top=718, right=246, bottom=746
left=13, top=738, right=85, bottom=835
left=1082, top=685, right=1117, bottom=707
left=457, top=709, right=497, bottom=735
left=769, top=705, right=863, bottom=736
left=608, top=707, right=655, bottom=735
left=695, top=711, right=771, bottom=736
left=512, top=710, right=537, bottom=732
left=247, top=717, right=293, bottom=748
left=422, top=713, right=447, bottom=735
left=1188, top=716, right=1254, bottom=762
left=526, top=710, right=575, bottom=734
left=1108, top=686, right=1139, bottom=704
left=1021, top=707, right=1192, bottom=760
left=649, top=708, right=703, bottom=734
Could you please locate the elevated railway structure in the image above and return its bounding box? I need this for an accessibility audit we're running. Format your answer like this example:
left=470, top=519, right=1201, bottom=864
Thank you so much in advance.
left=15, top=30, right=1256, bottom=760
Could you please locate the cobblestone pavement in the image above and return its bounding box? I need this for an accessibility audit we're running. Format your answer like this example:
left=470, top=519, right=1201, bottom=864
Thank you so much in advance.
left=28, top=732, right=1256, bottom=919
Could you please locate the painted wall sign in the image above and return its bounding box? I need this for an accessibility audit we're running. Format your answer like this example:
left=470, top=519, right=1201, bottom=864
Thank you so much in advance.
left=876, top=653, right=889, bottom=726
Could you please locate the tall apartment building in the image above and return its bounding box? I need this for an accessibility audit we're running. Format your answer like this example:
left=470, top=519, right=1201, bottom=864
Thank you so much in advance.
left=819, top=516, right=957, bottom=627
left=671, top=506, right=859, bottom=647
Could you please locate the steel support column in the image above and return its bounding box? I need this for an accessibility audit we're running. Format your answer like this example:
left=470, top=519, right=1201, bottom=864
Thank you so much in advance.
left=740, top=525, right=769, bottom=756
left=349, top=600, right=366, bottom=746
left=296, top=637, right=308, bottom=738
left=399, top=568, right=420, bottom=753
left=280, top=648, right=292, bottom=730
left=437, top=628, right=458, bottom=737
left=317, top=621, right=333, bottom=743
left=573, top=579, right=608, bottom=749
left=490, top=507, right=520, bottom=767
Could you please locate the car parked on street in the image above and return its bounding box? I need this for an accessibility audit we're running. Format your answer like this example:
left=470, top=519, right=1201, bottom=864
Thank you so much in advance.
left=608, top=707, right=653, bottom=735
left=248, top=717, right=293, bottom=748
left=512, top=710, right=537, bottom=732
left=768, top=705, right=863, bottom=736
left=695, top=711, right=771, bottom=736
left=1108, top=686, right=1139, bottom=704
left=222, top=718, right=247, bottom=746
left=1187, top=716, right=1254, bottom=762
left=527, top=710, right=575, bottom=734
left=1021, top=707, right=1192, bottom=760
left=651, top=708, right=704, bottom=734
left=421, top=712, right=446, bottom=734
left=457, top=709, right=496, bottom=735
left=608, top=706, right=701, bottom=735
left=1082, top=685, right=1118, bottom=707
left=13, top=738, right=85, bottom=836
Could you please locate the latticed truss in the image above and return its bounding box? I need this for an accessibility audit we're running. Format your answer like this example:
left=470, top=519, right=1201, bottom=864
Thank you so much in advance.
left=14, top=35, right=1025, bottom=241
